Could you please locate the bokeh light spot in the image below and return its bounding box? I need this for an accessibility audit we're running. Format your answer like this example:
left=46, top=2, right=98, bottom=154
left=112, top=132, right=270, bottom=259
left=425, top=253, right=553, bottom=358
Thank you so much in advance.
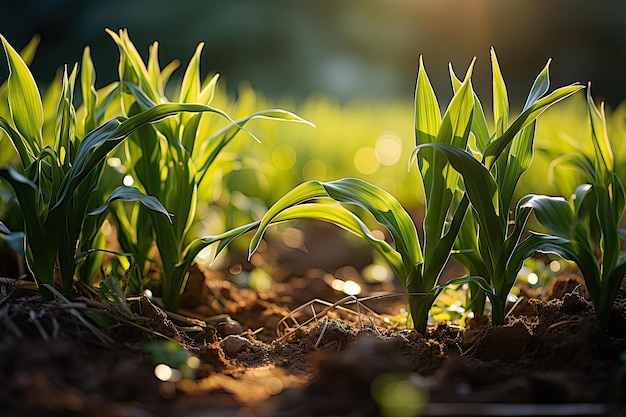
left=272, top=144, right=297, bottom=171
left=375, top=132, right=403, bottom=166
left=354, top=146, right=379, bottom=174
left=265, top=377, right=284, bottom=395
left=550, top=260, right=561, bottom=272
left=154, top=364, right=182, bottom=382
left=302, top=159, right=327, bottom=180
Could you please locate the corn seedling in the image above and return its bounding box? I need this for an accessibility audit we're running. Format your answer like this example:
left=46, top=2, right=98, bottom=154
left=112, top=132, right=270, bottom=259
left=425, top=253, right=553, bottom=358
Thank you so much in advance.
left=247, top=52, right=583, bottom=333
left=107, top=30, right=311, bottom=310
left=523, top=87, right=626, bottom=328
left=247, top=59, right=483, bottom=333
left=413, top=49, right=583, bottom=324
left=0, top=34, right=232, bottom=298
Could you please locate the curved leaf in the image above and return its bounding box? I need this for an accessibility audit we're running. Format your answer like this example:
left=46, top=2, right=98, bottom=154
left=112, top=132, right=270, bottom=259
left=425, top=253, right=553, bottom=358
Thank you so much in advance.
left=266, top=203, right=406, bottom=281
left=182, top=220, right=261, bottom=271
left=521, top=194, right=575, bottom=238
left=440, top=275, right=495, bottom=297
left=0, top=117, right=34, bottom=167
left=88, top=185, right=172, bottom=222
left=55, top=103, right=234, bottom=209
left=505, top=232, right=572, bottom=294
left=484, top=84, right=583, bottom=167
left=249, top=178, right=421, bottom=273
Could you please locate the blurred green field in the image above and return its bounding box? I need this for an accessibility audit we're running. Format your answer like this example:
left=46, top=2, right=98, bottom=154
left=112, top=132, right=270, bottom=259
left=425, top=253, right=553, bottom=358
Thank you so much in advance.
left=2, top=75, right=625, bottom=239
left=204, top=85, right=626, bottom=207
left=2, top=35, right=625, bottom=239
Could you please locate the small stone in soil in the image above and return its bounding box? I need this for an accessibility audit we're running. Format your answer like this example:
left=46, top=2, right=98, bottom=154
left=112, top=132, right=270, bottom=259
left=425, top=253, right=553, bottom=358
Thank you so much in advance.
left=218, top=319, right=243, bottom=337
left=220, top=335, right=252, bottom=357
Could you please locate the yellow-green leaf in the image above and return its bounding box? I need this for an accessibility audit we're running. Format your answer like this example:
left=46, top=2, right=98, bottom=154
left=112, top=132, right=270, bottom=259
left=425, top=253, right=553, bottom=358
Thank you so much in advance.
left=1, top=35, right=43, bottom=153
left=414, top=56, right=441, bottom=146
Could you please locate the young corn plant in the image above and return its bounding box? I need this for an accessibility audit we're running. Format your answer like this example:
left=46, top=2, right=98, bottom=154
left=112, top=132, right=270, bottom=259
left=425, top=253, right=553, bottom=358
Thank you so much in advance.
left=247, top=59, right=478, bottom=334
left=413, top=49, right=583, bottom=324
left=247, top=52, right=583, bottom=333
left=523, top=86, right=626, bottom=329
left=107, top=30, right=311, bottom=310
left=0, top=34, right=232, bottom=298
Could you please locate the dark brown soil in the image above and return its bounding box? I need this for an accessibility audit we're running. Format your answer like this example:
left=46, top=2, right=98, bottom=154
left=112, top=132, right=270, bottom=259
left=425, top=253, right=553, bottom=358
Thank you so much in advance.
left=1, top=228, right=625, bottom=417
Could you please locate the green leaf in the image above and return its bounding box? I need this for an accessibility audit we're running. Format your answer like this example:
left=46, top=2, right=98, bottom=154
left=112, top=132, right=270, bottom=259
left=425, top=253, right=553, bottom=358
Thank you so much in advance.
left=182, top=220, right=262, bottom=271
left=269, top=203, right=406, bottom=280
left=88, top=185, right=173, bottom=221
left=612, top=174, right=626, bottom=225
left=441, top=275, right=494, bottom=297
left=449, top=64, right=491, bottom=156
left=56, top=103, right=233, bottom=209
left=521, top=194, right=575, bottom=237
left=548, top=153, right=595, bottom=189
left=436, top=58, right=475, bottom=148
left=484, top=84, right=583, bottom=168
left=1, top=35, right=43, bottom=152
left=196, top=108, right=314, bottom=181
left=491, top=48, right=509, bottom=137
left=315, top=178, right=421, bottom=270
left=586, top=85, right=613, bottom=182
left=54, top=64, right=78, bottom=168
left=505, top=232, right=571, bottom=294
left=0, top=117, right=34, bottom=167
left=179, top=43, right=204, bottom=104
left=81, top=47, right=99, bottom=132
left=522, top=59, right=551, bottom=112
left=249, top=178, right=421, bottom=274
left=415, top=143, right=501, bottom=239
left=0, top=221, right=10, bottom=235
left=106, top=29, right=160, bottom=103
left=498, top=121, right=536, bottom=212
left=414, top=56, right=441, bottom=146
left=0, top=167, right=57, bottom=286
left=413, top=59, right=475, bottom=276
left=147, top=42, right=166, bottom=97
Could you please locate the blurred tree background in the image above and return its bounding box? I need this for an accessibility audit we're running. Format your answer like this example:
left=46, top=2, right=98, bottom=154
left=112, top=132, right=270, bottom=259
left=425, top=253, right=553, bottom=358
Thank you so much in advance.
left=1, top=0, right=624, bottom=107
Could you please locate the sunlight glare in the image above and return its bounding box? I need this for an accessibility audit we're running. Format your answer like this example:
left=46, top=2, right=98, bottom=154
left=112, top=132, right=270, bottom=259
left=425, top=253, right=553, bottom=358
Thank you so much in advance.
left=187, top=356, right=201, bottom=369
left=107, top=157, right=122, bottom=167
left=375, top=132, right=403, bottom=166
left=354, top=146, right=379, bottom=174
left=154, top=364, right=182, bottom=382
left=344, top=280, right=362, bottom=295
left=363, top=263, right=393, bottom=283
left=549, top=260, right=561, bottom=272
